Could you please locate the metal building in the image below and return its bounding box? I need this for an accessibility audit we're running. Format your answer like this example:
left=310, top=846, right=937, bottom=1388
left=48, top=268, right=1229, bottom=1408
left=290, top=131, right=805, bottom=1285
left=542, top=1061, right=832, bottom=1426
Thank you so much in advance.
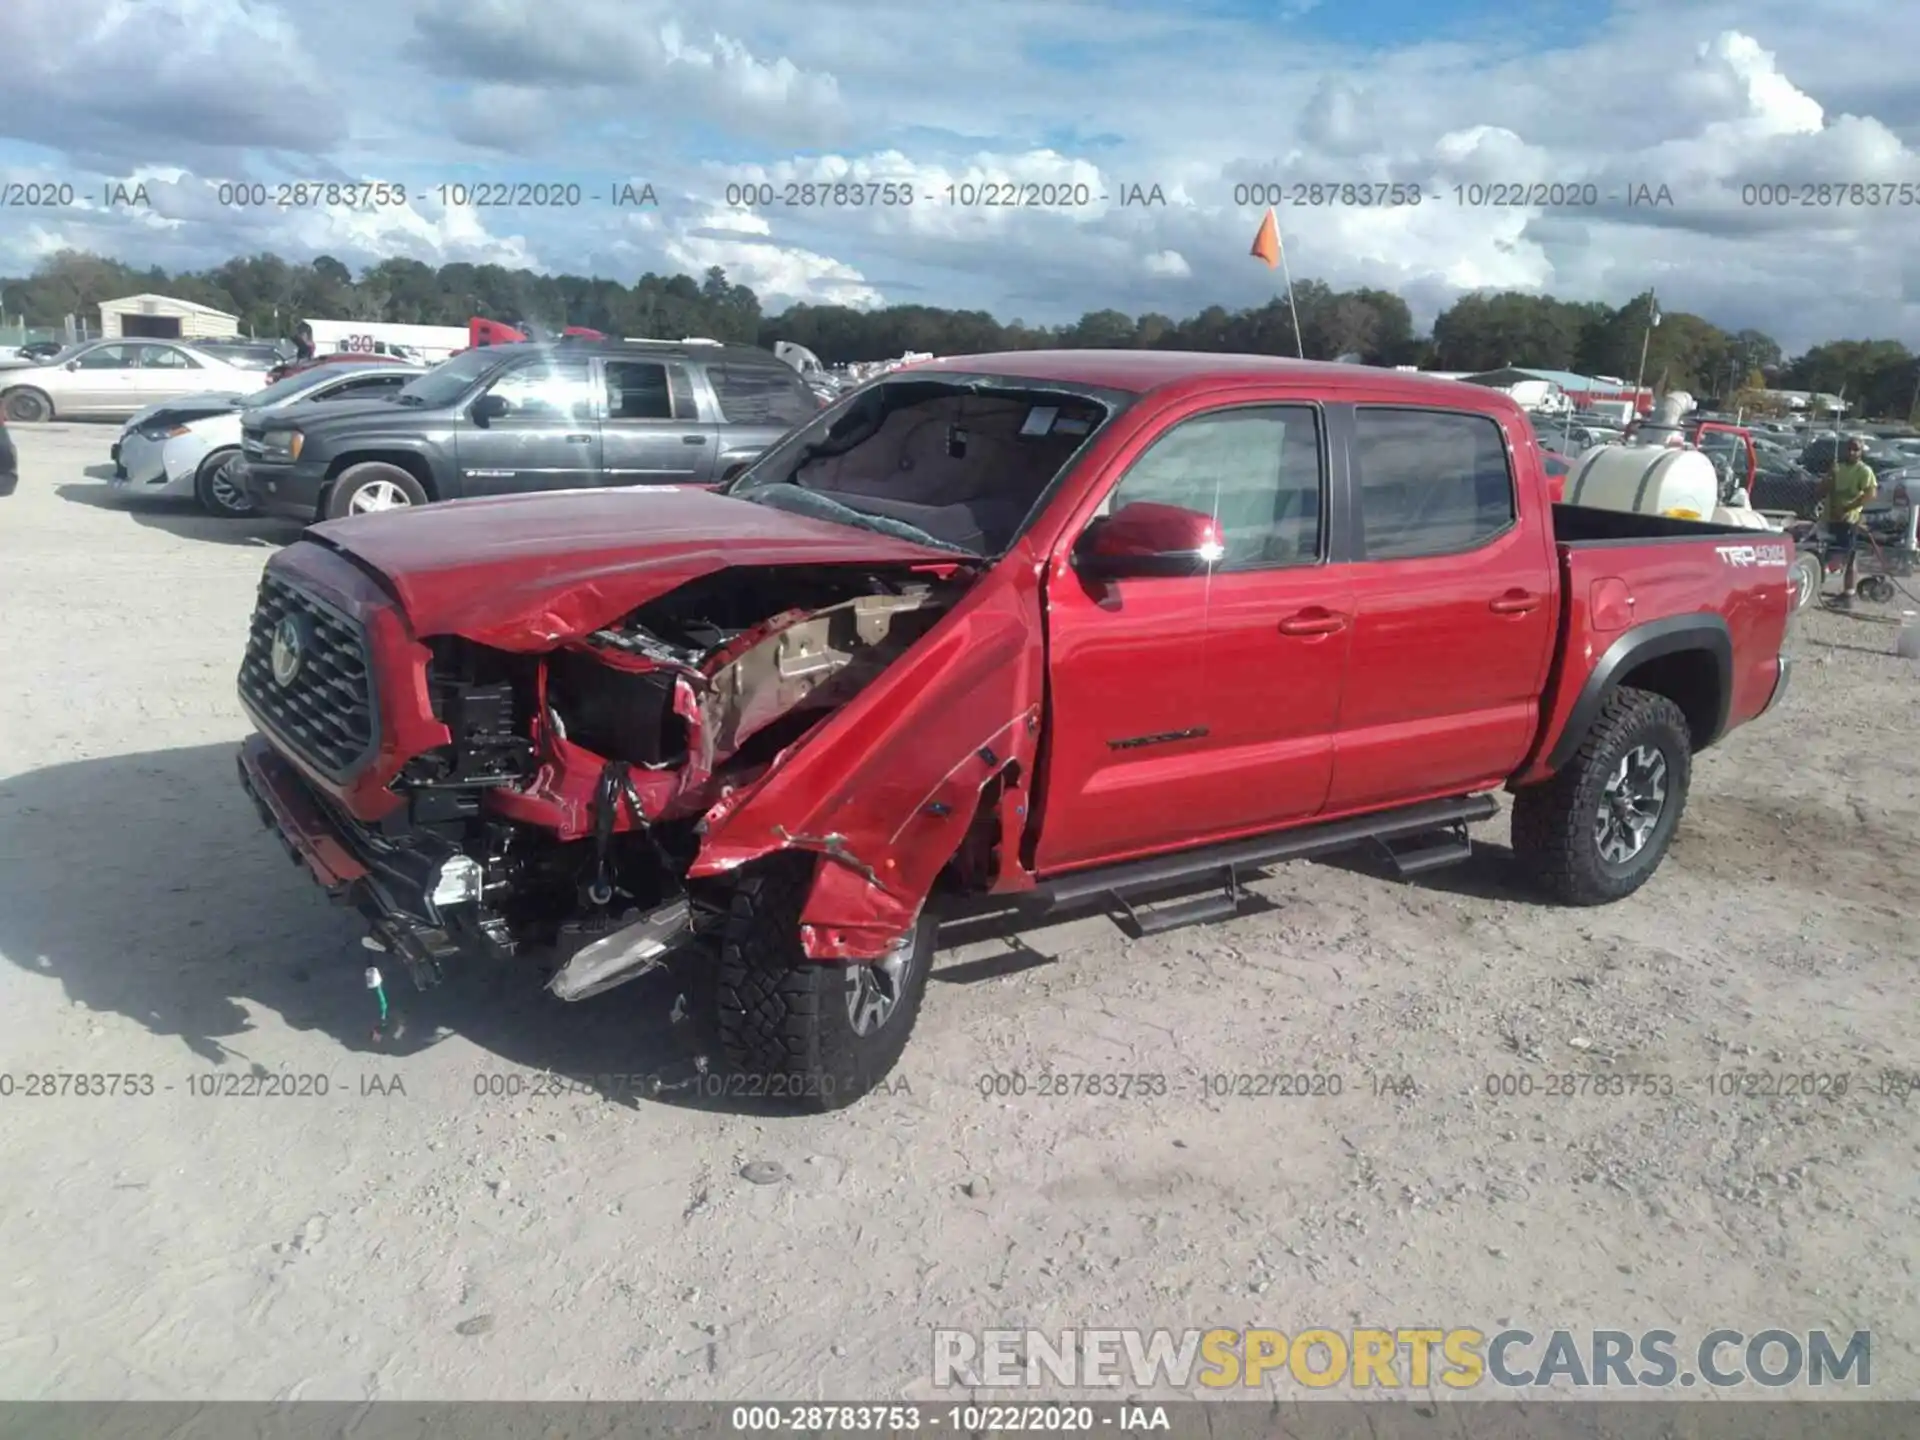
left=97, top=293, right=241, bottom=342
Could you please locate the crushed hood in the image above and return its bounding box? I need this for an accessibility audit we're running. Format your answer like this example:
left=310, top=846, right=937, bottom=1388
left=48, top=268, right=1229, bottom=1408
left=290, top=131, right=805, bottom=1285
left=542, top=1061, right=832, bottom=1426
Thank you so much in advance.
left=303, top=486, right=961, bottom=649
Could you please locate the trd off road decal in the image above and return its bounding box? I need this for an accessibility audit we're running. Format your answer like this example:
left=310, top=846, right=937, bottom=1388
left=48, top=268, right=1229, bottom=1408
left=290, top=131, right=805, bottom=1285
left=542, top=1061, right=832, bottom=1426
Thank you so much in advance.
left=1714, top=542, right=1789, bottom=568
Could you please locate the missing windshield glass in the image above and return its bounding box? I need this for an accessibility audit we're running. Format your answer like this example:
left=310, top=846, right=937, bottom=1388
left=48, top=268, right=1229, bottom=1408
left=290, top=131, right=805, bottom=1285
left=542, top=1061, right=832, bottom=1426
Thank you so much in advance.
left=731, top=378, right=1117, bottom=556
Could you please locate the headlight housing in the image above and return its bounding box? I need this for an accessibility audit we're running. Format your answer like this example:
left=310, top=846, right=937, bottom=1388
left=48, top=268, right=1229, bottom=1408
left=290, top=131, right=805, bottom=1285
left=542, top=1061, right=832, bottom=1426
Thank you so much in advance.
left=262, top=429, right=303, bottom=460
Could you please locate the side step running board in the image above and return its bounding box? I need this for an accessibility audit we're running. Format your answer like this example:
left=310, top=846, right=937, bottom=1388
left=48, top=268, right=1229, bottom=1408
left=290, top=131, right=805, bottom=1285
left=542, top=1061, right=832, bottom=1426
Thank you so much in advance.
left=1112, top=866, right=1250, bottom=938
left=1377, top=822, right=1476, bottom=877
left=1037, top=793, right=1501, bottom=913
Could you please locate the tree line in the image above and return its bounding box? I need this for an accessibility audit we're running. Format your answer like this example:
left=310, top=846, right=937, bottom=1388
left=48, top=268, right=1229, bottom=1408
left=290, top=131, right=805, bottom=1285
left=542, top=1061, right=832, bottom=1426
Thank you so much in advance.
left=5, top=248, right=1917, bottom=418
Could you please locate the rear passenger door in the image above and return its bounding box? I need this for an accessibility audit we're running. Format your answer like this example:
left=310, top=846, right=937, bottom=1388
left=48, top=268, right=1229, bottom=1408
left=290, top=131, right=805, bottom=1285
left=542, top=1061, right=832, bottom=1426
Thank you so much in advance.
left=598, top=358, right=712, bottom=484
left=1324, top=405, right=1555, bottom=811
left=704, top=361, right=820, bottom=480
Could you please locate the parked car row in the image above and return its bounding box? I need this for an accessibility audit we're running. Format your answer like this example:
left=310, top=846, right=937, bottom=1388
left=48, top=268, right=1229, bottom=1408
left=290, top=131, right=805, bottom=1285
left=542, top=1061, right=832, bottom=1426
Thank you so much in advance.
left=110, top=361, right=423, bottom=517
left=236, top=337, right=821, bottom=520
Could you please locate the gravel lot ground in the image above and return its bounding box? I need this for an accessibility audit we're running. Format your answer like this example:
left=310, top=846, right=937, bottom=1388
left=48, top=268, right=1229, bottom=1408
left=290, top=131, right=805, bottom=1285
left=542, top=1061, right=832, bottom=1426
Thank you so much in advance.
left=1, top=423, right=1916, bottom=1404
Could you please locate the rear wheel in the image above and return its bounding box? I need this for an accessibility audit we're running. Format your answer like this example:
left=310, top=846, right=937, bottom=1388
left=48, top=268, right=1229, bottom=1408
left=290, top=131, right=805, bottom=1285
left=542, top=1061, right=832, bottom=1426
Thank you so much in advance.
left=1788, top=551, right=1823, bottom=612
left=323, top=462, right=428, bottom=520
left=1511, top=687, right=1692, bottom=906
left=715, top=857, right=933, bottom=1110
left=194, top=448, right=254, bottom=517
left=3, top=388, right=52, bottom=423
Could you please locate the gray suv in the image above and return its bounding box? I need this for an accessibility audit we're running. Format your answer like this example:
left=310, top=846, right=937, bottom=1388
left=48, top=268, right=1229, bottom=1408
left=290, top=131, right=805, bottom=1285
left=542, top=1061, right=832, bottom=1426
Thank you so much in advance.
left=237, top=339, right=822, bottom=520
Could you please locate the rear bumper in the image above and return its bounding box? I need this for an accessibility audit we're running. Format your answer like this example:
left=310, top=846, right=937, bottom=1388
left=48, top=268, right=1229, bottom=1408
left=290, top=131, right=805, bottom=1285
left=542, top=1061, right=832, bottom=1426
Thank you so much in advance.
left=1758, top=653, right=1791, bottom=716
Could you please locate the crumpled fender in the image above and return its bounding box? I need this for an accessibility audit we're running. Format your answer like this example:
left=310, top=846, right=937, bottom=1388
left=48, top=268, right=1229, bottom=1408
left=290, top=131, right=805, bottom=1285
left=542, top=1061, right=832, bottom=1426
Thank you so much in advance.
left=687, top=548, right=1045, bottom=960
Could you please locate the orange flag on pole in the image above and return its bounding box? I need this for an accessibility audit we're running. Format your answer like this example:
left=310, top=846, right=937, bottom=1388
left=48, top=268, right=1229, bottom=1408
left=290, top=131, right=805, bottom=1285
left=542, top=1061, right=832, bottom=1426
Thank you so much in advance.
left=1249, top=206, right=1282, bottom=268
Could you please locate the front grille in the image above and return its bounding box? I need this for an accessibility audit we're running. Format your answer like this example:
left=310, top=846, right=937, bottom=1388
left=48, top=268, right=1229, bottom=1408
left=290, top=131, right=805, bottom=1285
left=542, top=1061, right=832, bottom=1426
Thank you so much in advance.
left=239, top=574, right=377, bottom=778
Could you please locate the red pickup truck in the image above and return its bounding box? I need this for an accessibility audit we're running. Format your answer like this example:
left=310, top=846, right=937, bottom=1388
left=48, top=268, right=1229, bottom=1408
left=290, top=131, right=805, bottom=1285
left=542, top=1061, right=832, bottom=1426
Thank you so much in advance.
left=235, top=352, right=1791, bottom=1107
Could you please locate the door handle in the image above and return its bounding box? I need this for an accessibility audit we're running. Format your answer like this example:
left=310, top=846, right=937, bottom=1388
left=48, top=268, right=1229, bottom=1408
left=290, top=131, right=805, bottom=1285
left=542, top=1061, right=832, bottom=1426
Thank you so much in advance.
left=1489, top=591, right=1541, bottom=614
left=1278, top=609, right=1349, bottom=636
left=683, top=434, right=707, bottom=445
left=565, top=433, right=592, bottom=444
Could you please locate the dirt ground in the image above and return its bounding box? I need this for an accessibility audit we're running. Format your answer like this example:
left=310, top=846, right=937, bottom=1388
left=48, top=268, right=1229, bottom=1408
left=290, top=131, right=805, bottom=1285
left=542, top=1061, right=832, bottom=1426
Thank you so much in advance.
left=1, top=424, right=1915, bottom=1404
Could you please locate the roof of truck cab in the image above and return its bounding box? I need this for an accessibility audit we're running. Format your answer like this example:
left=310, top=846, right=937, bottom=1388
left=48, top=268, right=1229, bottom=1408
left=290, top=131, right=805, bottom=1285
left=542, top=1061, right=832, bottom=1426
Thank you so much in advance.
left=910, top=349, right=1517, bottom=407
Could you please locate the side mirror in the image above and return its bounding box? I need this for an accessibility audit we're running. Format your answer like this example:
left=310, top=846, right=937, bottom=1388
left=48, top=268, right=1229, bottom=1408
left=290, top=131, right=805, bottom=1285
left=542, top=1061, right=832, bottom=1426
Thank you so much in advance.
left=471, top=392, right=509, bottom=422
left=1074, top=501, right=1223, bottom=582
left=65, top=360, right=81, bottom=371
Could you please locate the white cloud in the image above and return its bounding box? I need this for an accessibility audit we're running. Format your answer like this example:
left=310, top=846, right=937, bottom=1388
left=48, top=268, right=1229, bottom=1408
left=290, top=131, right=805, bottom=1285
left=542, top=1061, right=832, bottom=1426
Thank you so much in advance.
left=409, top=0, right=847, bottom=147
left=4, top=2, right=1920, bottom=349
left=660, top=208, right=881, bottom=309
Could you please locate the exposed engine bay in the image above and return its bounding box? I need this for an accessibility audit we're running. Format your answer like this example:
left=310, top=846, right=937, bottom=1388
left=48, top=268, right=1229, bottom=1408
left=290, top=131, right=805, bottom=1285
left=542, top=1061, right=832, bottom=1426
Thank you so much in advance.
left=373, top=563, right=970, bottom=998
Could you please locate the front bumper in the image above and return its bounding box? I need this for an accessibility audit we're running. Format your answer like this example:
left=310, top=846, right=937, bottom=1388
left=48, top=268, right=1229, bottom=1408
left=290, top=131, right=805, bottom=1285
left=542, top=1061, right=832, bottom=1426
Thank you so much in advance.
left=236, top=734, right=494, bottom=986
left=109, top=432, right=199, bottom=498
left=238, top=455, right=326, bottom=519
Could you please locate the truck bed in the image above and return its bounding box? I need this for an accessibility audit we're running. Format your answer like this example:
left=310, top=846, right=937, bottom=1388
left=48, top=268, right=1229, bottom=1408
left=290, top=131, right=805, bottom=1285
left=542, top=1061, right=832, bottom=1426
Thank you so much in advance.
left=1550, top=502, right=1775, bottom=545
left=1514, top=504, right=1792, bottom=787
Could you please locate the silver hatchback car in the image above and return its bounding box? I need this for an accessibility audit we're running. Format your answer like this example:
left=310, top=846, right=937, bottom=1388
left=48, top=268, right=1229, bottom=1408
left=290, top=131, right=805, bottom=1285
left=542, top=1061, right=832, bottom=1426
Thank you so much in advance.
left=0, top=339, right=266, bottom=423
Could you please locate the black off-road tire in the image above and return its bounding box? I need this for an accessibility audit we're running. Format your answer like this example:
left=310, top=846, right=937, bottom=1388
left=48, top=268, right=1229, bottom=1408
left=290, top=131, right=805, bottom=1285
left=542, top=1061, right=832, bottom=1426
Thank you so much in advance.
left=715, top=857, right=933, bottom=1111
left=1511, top=686, right=1692, bottom=906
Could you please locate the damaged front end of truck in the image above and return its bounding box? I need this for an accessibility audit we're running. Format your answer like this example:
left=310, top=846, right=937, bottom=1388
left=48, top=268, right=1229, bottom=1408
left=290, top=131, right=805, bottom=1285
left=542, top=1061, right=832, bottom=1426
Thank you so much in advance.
left=239, top=552, right=1015, bottom=999
left=239, top=378, right=1115, bottom=1018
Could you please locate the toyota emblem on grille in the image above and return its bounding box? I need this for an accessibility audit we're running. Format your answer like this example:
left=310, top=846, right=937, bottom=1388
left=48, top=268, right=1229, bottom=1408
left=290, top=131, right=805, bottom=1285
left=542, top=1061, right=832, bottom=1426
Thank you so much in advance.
left=270, top=614, right=309, bottom=686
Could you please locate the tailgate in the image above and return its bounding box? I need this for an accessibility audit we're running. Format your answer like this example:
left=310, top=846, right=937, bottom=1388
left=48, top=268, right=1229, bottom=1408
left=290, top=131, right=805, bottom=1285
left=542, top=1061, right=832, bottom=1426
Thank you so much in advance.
left=1522, top=524, right=1791, bottom=782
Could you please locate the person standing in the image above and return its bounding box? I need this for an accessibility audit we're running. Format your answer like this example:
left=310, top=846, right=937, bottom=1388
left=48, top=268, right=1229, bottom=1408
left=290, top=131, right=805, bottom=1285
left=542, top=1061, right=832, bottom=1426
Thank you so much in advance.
left=1816, top=438, right=1877, bottom=607
left=292, top=322, right=314, bottom=362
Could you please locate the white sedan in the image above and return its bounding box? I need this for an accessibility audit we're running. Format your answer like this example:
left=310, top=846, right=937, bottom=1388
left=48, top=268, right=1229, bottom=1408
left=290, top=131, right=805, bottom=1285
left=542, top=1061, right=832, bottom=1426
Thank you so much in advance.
left=111, top=362, right=420, bottom=517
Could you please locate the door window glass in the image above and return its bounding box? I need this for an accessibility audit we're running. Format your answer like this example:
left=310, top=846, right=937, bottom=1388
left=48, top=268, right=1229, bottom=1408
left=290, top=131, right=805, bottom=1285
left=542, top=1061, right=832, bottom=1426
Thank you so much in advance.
left=482, top=361, right=594, bottom=420
left=1105, top=406, right=1325, bottom=569
left=603, top=360, right=677, bottom=421
left=1351, top=409, right=1515, bottom=559
left=74, top=344, right=137, bottom=370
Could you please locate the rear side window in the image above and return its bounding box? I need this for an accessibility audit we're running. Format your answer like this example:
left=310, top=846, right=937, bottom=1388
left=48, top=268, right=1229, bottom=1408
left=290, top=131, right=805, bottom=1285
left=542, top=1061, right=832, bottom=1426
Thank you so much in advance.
left=1351, top=408, right=1515, bottom=560
left=709, top=363, right=816, bottom=427
left=604, top=360, right=696, bottom=421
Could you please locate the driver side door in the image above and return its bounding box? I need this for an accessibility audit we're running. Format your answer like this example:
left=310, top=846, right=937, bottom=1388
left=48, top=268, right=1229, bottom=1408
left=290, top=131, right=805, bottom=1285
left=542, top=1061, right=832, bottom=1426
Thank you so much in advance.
left=62, top=343, right=140, bottom=413
left=1034, top=399, right=1351, bottom=872
left=456, top=357, right=601, bottom=495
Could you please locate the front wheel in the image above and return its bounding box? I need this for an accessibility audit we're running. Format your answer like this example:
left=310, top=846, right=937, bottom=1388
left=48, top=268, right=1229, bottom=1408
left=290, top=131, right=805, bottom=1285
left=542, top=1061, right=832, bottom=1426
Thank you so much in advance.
left=1511, top=687, right=1692, bottom=906
left=194, top=448, right=255, bottom=517
left=323, top=462, right=428, bottom=520
left=715, top=858, right=933, bottom=1110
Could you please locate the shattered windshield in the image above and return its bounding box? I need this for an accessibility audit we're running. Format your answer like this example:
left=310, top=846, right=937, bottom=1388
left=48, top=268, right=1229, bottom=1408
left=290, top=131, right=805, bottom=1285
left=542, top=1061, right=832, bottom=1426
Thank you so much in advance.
left=726, top=376, right=1121, bottom=556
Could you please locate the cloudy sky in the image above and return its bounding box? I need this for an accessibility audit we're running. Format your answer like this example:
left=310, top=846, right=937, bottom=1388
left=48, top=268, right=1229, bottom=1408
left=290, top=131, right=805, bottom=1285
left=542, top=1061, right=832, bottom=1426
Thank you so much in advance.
left=2, top=0, right=1917, bottom=351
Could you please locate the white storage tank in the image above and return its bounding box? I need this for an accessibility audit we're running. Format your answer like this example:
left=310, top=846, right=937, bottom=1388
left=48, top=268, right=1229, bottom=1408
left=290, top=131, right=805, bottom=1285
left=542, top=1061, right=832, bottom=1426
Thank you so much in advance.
left=1563, top=445, right=1720, bottom=521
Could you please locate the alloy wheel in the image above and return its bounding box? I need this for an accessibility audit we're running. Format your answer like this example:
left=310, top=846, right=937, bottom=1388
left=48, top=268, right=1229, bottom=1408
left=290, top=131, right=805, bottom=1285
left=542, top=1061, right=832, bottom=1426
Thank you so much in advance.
left=348, top=479, right=413, bottom=513
left=846, top=939, right=916, bottom=1036
left=208, top=455, right=253, bottom=514
left=1595, top=744, right=1668, bottom=865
